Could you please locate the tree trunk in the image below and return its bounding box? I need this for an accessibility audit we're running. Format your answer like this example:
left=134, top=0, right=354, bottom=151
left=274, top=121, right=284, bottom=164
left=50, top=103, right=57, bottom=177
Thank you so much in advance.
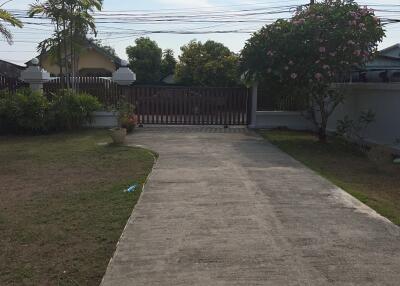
left=318, top=115, right=328, bottom=143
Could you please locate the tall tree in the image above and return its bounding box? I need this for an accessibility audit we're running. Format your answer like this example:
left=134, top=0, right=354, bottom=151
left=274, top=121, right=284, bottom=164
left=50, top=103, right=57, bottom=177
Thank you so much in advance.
left=29, top=0, right=102, bottom=90
left=161, top=49, right=177, bottom=79
left=241, top=1, right=384, bottom=142
left=126, top=37, right=162, bottom=84
left=175, top=40, right=239, bottom=87
left=0, top=0, right=23, bottom=45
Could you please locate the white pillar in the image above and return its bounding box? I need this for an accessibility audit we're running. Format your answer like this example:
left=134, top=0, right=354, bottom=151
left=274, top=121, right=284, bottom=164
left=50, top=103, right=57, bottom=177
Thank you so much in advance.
left=248, top=82, right=258, bottom=129
left=20, top=58, right=50, bottom=93
left=112, top=60, right=136, bottom=86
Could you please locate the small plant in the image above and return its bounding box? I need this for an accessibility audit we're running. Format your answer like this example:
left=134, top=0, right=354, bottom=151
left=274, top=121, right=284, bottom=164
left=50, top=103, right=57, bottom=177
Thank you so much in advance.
left=337, top=110, right=375, bottom=142
left=117, top=102, right=137, bottom=133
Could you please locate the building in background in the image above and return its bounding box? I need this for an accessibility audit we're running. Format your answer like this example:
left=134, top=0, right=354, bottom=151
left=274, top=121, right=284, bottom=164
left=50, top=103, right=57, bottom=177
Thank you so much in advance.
left=352, top=43, right=400, bottom=82
left=28, top=40, right=121, bottom=77
left=0, top=59, right=24, bottom=78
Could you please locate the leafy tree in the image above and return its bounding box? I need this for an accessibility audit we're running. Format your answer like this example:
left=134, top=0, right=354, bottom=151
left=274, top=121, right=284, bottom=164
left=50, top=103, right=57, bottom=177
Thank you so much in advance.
left=241, top=1, right=384, bottom=142
left=89, top=38, right=117, bottom=58
left=0, top=0, right=23, bottom=44
left=161, top=49, right=177, bottom=79
left=175, top=40, right=240, bottom=87
left=126, top=37, right=162, bottom=84
left=29, top=0, right=103, bottom=90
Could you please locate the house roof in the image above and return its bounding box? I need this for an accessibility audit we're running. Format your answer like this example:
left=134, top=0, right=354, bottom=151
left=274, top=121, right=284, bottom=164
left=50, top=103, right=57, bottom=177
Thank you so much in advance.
left=0, top=59, right=25, bottom=78
left=380, top=43, right=400, bottom=55
left=27, top=39, right=122, bottom=66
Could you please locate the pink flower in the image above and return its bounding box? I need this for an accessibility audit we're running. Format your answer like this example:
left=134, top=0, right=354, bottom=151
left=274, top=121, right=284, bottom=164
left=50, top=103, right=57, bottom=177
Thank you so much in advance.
left=290, top=73, right=298, bottom=79
left=359, top=23, right=366, bottom=28
left=323, top=64, right=330, bottom=70
left=353, top=50, right=361, bottom=56
left=349, top=20, right=357, bottom=26
left=314, top=73, right=323, bottom=80
left=267, top=50, right=274, bottom=56
left=319, top=47, right=326, bottom=53
left=293, top=18, right=305, bottom=25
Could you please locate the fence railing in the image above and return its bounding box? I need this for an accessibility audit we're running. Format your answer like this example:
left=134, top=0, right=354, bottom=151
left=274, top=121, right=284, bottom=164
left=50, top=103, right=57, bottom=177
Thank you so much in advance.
left=42, top=78, right=250, bottom=125
left=0, top=75, right=28, bottom=93
left=121, top=86, right=249, bottom=125
left=44, top=77, right=122, bottom=106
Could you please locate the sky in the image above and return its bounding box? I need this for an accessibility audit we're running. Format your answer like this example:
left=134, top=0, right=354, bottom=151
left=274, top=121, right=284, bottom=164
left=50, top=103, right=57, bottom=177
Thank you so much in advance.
left=1, top=0, right=399, bottom=66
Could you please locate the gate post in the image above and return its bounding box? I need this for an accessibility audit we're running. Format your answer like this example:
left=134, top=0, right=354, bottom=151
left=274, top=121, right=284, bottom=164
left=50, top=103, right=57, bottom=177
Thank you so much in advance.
left=248, top=82, right=258, bottom=129
left=112, top=60, right=136, bottom=86
left=20, top=58, right=51, bottom=93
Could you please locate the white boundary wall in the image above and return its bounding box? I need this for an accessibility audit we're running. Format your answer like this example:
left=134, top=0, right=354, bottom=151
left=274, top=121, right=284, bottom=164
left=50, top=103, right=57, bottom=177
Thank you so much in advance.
left=255, top=83, right=400, bottom=149
left=328, top=83, right=400, bottom=148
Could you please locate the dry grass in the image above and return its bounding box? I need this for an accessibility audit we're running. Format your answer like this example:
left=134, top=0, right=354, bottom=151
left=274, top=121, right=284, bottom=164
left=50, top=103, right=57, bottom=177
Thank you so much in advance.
left=260, top=130, right=400, bottom=226
left=0, top=130, right=155, bottom=286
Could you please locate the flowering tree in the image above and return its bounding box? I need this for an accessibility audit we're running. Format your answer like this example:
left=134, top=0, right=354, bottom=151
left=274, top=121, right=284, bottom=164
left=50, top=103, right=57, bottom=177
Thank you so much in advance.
left=241, top=0, right=384, bottom=142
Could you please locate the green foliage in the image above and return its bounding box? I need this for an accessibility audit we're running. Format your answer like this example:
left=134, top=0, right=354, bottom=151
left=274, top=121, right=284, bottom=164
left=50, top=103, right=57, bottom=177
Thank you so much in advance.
left=0, top=6, right=23, bottom=45
left=117, top=102, right=137, bottom=133
left=161, top=49, right=177, bottom=79
left=126, top=37, right=162, bottom=83
left=0, top=89, right=100, bottom=134
left=28, top=0, right=103, bottom=87
left=0, top=89, right=49, bottom=133
left=337, top=109, right=375, bottom=141
left=51, top=90, right=101, bottom=131
left=175, top=40, right=240, bottom=87
left=241, top=1, right=385, bottom=141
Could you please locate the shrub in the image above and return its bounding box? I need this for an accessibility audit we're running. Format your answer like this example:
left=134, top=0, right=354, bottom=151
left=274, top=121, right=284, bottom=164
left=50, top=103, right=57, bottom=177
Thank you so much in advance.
left=50, top=90, right=101, bottom=131
left=0, top=89, right=49, bottom=134
left=0, top=89, right=101, bottom=134
left=117, top=102, right=137, bottom=133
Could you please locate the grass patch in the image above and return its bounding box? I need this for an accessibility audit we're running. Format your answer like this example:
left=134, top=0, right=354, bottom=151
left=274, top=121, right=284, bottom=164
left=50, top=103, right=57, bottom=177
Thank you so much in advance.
left=0, top=130, right=155, bottom=286
left=260, top=130, right=400, bottom=226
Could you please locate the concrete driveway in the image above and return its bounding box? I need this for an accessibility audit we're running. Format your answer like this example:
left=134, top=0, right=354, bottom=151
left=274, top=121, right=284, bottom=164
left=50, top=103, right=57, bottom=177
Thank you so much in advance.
left=101, top=126, right=400, bottom=286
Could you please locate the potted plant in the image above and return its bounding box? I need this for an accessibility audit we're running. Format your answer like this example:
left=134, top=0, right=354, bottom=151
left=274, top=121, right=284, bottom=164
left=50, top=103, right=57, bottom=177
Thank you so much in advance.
left=121, top=114, right=138, bottom=134
left=109, top=102, right=136, bottom=144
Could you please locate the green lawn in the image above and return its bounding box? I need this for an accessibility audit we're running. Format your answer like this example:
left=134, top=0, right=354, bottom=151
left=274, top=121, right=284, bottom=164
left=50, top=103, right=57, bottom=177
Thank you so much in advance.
left=0, top=130, right=155, bottom=286
left=260, top=130, right=400, bottom=226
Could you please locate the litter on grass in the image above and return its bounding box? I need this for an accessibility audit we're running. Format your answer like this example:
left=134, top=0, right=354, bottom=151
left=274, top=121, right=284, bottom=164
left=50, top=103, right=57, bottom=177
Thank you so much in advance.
left=124, top=183, right=140, bottom=193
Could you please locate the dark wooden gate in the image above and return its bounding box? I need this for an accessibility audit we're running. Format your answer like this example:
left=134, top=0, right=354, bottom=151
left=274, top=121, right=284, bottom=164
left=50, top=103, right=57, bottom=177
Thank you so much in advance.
left=43, top=77, right=251, bottom=126
left=122, top=86, right=250, bottom=125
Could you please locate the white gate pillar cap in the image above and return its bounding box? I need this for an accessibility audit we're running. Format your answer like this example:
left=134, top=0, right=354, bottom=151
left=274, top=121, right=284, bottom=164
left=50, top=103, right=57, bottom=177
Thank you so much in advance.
left=20, top=58, right=51, bottom=84
left=112, top=60, right=136, bottom=86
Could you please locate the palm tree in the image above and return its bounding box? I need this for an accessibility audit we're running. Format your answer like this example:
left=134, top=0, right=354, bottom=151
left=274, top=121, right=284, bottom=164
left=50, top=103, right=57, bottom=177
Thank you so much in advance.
left=0, top=0, right=23, bottom=44
left=29, top=0, right=102, bottom=91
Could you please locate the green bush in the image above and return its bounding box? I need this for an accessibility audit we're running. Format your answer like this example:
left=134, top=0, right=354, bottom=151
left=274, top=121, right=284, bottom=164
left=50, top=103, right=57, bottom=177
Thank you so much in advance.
left=0, top=89, right=101, bottom=134
left=0, top=89, right=49, bottom=134
left=50, top=90, right=101, bottom=131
